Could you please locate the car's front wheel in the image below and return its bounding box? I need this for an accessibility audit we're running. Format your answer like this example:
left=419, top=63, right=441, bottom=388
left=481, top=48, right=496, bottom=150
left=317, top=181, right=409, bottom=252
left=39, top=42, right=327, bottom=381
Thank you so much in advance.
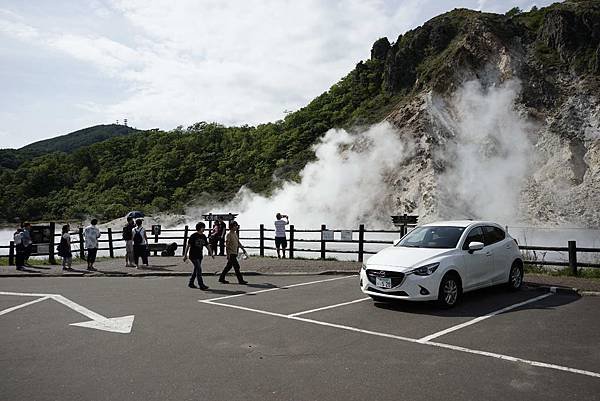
left=507, top=261, right=523, bottom=291
left=438, top=273, right=461, bottom=308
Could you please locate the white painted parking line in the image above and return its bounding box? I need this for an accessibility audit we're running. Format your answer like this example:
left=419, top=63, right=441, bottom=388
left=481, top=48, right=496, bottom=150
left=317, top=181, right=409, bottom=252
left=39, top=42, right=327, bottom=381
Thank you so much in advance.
left=202, top=275, right=357, bottom=302
left=288, top=298, right=370, bottom=317
left=0, top=296, right=50, bottom=316
left=417, top=293, right=553, bottom=343
left=201, top=295, right=600, bottom=379
left=424, top=341, right=600, bottom=378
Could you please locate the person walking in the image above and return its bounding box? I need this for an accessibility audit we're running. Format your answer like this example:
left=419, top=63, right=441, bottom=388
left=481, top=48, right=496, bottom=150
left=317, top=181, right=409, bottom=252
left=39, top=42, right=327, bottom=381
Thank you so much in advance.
left=13, top=227, right=25, bottom=271
left=21, top=223, right=33, bottom=267
left=274, top=213, right=289, bottom=259
left=57, top=224, right=73, bottom=271
left=84, top=219, right=101, bottom=271
left=132, top=219, right=149, bottom=269
left=218, top=221, right=248, bottom=284
left=122, top=216, right=136, bottom=267
left=183, top=222, right=213, bottom=290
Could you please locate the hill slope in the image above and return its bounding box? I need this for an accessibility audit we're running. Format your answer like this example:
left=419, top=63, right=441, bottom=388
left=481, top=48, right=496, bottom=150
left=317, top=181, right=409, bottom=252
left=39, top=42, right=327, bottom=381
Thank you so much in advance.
left=0, top=1, right=598, bottom=226
left=0, top=124, right=139, bottom=169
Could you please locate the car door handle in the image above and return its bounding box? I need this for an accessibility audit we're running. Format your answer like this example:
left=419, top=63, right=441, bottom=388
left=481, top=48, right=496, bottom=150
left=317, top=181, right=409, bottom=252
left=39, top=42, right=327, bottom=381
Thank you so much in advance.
left=485, top=252, right=492, bottom=257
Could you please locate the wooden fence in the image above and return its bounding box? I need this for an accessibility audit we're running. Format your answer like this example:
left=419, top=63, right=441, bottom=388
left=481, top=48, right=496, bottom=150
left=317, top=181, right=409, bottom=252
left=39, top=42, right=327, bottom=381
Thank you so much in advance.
left=1, top=224, right=599, bottom=275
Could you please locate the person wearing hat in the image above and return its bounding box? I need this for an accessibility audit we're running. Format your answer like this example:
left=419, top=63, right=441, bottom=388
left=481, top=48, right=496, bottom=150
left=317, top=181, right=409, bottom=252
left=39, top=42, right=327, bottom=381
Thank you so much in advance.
left=218, top=221, right=248, bottom=284
left=132, top=218, right=149, bottom=268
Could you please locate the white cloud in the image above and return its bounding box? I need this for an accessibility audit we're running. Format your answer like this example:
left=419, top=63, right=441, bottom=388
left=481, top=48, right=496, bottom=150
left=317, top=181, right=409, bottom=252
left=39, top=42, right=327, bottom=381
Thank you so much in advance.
left=0, top=0, right=558, bottom=147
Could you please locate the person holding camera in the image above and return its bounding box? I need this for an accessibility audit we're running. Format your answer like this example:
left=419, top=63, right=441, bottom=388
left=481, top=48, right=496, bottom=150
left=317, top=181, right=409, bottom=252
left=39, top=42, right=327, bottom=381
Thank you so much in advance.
left=274, top=213, right=289, bottom=259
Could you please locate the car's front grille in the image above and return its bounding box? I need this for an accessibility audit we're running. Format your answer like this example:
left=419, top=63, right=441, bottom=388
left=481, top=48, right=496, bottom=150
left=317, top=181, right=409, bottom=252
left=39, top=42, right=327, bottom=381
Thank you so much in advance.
left=366, top=269, right=405, bottom=288
left=367, top=287, right=408, bottom=296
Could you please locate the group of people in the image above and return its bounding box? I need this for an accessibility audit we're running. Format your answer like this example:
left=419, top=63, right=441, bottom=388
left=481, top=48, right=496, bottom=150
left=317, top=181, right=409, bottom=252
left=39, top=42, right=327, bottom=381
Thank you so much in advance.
left=13, top=212, right=292, bottom=288
left=183, top=220, right=249, bottom=290
left=121, top=217, right=151, bottom=269
left=13, top=223, right=32, bottom=270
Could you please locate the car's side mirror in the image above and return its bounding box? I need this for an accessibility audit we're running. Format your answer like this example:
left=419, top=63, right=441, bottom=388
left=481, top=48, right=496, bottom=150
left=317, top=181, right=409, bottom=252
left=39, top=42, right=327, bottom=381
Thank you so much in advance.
left=468, top=242, right=484, bottom=253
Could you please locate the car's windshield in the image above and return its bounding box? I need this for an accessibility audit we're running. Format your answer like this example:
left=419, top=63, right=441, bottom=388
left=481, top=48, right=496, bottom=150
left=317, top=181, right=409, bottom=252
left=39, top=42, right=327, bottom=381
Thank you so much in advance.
left=396, top=226, right=465, bottom=249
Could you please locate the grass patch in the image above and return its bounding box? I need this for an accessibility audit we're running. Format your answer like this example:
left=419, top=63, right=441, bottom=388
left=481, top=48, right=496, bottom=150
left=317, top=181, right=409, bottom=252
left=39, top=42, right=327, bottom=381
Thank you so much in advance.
left=525, top=264, right=600, bottom=279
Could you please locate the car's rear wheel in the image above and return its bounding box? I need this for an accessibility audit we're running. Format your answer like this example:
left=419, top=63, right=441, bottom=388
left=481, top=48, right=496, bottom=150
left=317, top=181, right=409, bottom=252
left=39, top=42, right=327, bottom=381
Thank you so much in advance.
left=507, top=261, right=523, bottom=291
left=438, top=273, right=461, bottom=308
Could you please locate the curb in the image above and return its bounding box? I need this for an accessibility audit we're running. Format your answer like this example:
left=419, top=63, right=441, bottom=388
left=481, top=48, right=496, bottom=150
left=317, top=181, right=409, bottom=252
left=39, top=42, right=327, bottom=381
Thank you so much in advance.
left=524, top=281, right=600, bottom=296
left=0, top=270, right=358, bottom=278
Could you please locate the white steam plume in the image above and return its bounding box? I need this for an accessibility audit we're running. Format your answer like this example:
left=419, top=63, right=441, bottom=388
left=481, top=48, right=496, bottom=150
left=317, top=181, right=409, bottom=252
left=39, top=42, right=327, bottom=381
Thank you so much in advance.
left=429, top=79, right=535, bottom=223
left=188, top=122, right=410, bottom=229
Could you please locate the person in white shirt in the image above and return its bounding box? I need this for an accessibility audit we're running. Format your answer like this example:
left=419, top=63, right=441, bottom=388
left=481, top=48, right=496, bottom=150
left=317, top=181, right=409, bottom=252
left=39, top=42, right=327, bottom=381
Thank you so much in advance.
left=83, top=219, right=101, bottom=271
left=274, top=213, right=289, bottom=259
left=132, top=219, right=149, bottom=268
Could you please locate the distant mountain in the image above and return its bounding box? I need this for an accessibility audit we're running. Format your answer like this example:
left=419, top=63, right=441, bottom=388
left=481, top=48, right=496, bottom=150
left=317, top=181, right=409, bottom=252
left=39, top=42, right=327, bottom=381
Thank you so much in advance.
left=0, top=124, right=139, bottom=169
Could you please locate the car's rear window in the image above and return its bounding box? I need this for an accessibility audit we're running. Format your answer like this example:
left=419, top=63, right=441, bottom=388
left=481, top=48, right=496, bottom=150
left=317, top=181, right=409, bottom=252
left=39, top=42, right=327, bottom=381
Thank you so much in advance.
left=396, top=226, right=465, bottom=249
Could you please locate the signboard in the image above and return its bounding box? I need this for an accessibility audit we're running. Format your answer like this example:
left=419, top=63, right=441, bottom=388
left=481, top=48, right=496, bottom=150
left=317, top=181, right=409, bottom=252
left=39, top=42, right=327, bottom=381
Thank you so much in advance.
left=151, top=225, right=162, bottom=235
left=202, top=213, right=238, bottom=222
left=341, top=230, right=353, bottom=241
left=34, top=244, right=50, bottom=254
left=391, top=214, right=419, bottom=226
left=321, top=230, right=334, bottom=241
left=30, top=225, right=53, bottom=244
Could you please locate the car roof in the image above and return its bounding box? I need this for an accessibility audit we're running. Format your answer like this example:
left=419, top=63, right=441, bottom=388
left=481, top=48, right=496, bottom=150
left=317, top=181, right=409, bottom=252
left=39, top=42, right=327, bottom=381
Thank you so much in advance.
left=421, top=220, right=500, bottom=228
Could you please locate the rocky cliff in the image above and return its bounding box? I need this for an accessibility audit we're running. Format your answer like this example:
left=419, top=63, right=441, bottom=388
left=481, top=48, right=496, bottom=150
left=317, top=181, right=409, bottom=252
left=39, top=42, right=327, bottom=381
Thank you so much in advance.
left=369, top=1, right=599, bottom=227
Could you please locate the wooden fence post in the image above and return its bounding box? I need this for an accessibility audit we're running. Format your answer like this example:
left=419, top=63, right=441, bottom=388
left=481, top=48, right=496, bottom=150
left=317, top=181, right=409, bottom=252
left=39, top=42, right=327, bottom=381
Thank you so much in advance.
left=153, top=227, right=159, bottom=256
left=568, top=240, right=577, bottom=276
left=182, top=225, right=189, bottom=257
left=108, top=228, right=114, bottom=258
left=289, top=225, right=294, bottom=259
left=358, top=224, right=365, bottom=263
left=321, top=224, right=326, bottom=260
left=9, top=241, right=14, bottom=266
left=79, top=227, right=85, bottom=259
left=259, top=224, right=265, bottom=257
left=48, top=222, right=56, bottom=264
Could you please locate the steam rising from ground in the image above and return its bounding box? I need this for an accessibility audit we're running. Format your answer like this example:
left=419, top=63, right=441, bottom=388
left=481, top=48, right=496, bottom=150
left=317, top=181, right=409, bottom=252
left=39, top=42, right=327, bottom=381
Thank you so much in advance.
left=193, top=123, right=410, bottom=229
left=430, top=79, right=534, bottom=224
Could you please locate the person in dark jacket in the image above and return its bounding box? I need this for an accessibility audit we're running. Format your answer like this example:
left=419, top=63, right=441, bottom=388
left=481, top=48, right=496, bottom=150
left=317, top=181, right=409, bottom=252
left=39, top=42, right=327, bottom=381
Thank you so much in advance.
left=58, top=224, right=73, bottom=271
left=122, top=216, right=135, bottom=267
left=183, top=222, right=214, bottom=290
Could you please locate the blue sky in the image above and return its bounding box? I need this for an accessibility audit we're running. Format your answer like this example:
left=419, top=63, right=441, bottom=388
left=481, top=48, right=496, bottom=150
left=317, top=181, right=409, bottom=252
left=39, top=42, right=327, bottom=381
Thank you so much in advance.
left=0, top=0, right=556, bottom=149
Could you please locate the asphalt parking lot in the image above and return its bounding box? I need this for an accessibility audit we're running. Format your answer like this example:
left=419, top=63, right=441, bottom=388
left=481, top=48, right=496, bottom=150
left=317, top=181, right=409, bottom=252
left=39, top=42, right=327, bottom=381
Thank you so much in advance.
left=1, top=275, right=599, bottom=400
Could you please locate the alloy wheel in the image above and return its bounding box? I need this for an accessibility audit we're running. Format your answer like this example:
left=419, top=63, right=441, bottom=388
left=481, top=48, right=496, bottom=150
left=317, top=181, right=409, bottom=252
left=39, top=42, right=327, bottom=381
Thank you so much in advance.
left=444, top=279, right=458, bottom=305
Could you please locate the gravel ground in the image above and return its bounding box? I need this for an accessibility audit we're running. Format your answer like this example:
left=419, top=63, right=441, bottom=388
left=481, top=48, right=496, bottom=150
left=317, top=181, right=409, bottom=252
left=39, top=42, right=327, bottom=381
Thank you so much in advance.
left=1, top=256, right=599, bottom=292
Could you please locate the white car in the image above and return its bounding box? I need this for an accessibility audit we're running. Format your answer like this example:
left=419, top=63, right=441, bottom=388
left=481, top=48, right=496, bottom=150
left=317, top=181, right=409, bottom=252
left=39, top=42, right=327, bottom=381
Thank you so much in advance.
left=360, top=221, right=524, bottom=307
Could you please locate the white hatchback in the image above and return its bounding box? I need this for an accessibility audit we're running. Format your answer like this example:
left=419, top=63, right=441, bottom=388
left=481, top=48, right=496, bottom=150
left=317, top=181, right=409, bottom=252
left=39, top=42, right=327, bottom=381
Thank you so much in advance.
left=359, top=221, right=524, bottom=307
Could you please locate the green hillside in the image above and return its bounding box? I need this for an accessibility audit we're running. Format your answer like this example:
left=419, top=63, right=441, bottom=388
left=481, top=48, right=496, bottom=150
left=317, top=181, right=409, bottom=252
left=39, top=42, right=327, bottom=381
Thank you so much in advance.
left=0, top=124, right=139, bottom=169
left=0, top=1, right=598, bottom=222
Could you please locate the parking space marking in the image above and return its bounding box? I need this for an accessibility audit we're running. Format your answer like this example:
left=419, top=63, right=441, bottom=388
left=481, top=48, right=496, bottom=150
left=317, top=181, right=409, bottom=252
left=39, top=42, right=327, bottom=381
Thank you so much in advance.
left=417, top=293, right=553, bottom=343
left=424, top=341, right=600, bottom=378
left=288, top=298, right=371, bottom=317
left=201, top=294, right=600, bottom=379
left=0, top=296, right=50, bottom=316
left=202, top=275, right=357, bottom=302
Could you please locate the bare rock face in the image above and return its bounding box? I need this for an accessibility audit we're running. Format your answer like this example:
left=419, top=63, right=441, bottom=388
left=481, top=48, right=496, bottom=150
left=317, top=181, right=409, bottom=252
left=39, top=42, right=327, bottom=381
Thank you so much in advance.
left=378, top=3, right=600, bottom=228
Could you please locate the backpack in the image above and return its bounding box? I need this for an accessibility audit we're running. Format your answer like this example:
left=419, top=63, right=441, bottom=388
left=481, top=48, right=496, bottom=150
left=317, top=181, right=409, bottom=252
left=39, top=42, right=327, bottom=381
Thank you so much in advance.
left=133, top=228, right=143, bottom=245
left=13, top=231, right=22, bottom=246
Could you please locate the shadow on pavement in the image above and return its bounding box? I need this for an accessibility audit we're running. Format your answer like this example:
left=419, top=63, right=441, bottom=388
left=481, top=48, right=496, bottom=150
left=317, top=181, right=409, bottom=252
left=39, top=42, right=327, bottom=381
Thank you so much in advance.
left=373, top=285, right=581, bottom=318
left=27, top=265, right=51, bottom=270
left=205, top=289, right=246, bottom=296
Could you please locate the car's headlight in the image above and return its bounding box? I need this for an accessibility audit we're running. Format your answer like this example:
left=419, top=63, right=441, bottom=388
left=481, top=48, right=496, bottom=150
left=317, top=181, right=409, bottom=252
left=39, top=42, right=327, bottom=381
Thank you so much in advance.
left=408, top=262, right=439, bottom=276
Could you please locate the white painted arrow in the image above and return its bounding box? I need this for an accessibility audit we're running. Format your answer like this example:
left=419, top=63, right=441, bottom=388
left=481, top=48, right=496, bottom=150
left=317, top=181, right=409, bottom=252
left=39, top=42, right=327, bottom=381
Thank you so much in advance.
left=0, top=291, right=135, bottom=334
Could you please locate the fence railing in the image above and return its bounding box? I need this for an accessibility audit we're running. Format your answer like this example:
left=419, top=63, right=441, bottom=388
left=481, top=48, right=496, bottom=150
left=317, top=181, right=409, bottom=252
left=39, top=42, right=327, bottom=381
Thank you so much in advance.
left=1, top=224, right=599, bottom=275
